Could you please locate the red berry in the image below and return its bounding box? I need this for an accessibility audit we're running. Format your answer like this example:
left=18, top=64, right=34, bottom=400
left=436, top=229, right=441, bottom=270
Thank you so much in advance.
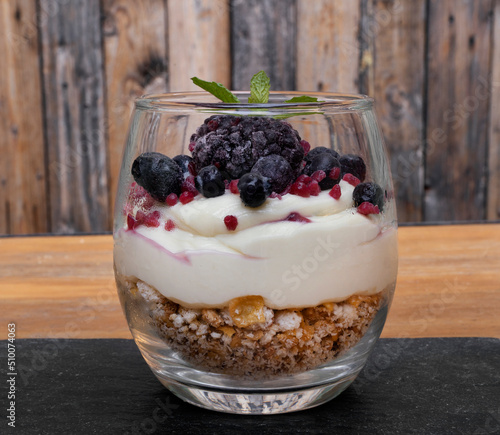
left=311, top=170, right=326, bottom=182
left=300, top=140, right=311, bottom=155
left=284, top=212, right=311, bottom=223
left=307, top=180, right=321, bottom=196
left=182, top=176, right=198, bottom=195
left=179, top=191, right=195, bottom=204
left=329, top=184, right=341, bottom=200
left=188, top=142, right=196, bottom=152
left=296, top=174, right=311, bottom=184
left=127, top=214, right=137, bottom=230
left=143, top=210, right=160, bottom=228
left=135, top=210, right=147, bottom=225
left=357, top=202, right=380, bottom=215
left=343, top=173, right=361, bottom=186
left=290, top=181, right=310, bottom=197
left=166, top=193, right=178, bottom=206
left=229, top=179, right=239, bottom=194
left=224, top=215, right=238, bottom=231
left=165, top=219, right=176, bottom=231
left=329, top=167, right=341, bottom=180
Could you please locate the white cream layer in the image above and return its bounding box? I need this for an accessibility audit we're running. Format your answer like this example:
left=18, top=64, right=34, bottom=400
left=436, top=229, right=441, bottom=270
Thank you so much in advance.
left=114, top=181, right=398, bottom=309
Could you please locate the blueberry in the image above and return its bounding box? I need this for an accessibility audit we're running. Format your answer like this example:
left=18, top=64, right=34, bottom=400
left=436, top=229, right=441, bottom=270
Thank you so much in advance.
left=304, top=146, right=339, bottom=167
left=195, top=165, right=225, bottom=198
left=238, top=173, right=271, bottom=208
left=353, top=182, right=384, bottom=211
left=173, top=154, right=193, bottom=178
left=303, top=153, right=341, bottom=190
left=131, top=152, right=182, bottom=201
left=251, top=155, right=294, bottom=193
left=340, top=154, right=366, bottom=182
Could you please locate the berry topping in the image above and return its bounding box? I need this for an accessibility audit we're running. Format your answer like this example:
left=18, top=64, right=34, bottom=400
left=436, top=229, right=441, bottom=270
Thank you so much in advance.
left=229, top=179, right=239, bottom=194
left=300, top=140, right=311, bottom=155
left=142, top=210, right=161, bottom=228
left=224, top=215, right=238, bottom=231
left=165, top=219, right=176, bottom=231
left=329, top=166, right=341, bottom=181
left=173, top=154, right=194, bottom=178
left=303, top=152, right=341, bottom=190
left=343, top=173, right=361, bottom=187
left=308, top=180, right=321, bottom=196
left=126, top=183, right=156, bottom=213
left=131, top=152, right=183, bottom=201
left=311, top=170, right=326, bottom=183
left=127, top=214, right=137, bottom=230
left=251, top=155, right=294, bottom=193
left=290, top=181, right=310, bottom=197
left=238, top=173, right=271, bottom=208
left=340, top=154, right=366, bottom=182
left=181, top=175, right=198, bottom=195
left=190, top=115, right=304, bottom=179
left=284, top=212, right=311, bottom=223
left=353, top=182, right=384, bottom=211
left=329, top=184, right=341, bottom=200
left=166, top=193, right=178, bottom=206
left=179, top=191, right=195, bottom=204
left=357, top=202, right=380, bottom=215
left=195, top=165, right=225, bottom=198
left=304, top=147, right=340, bottom=170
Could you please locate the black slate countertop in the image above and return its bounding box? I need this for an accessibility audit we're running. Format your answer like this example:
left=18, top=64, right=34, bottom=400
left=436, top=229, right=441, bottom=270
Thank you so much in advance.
left=1, top=338, right=499, bottom=435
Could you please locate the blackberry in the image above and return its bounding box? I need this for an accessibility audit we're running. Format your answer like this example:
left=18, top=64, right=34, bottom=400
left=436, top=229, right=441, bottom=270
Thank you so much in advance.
left=238, top=173, right=271, bottom=208
left=303, top=153, right=341, bottom=190
left=190, top=115, right=304, bottom=180
left=131, top=152, right=182, bottom=201
left=251, top=155, right=294, bottom=193
left=173, top=154, right=193, bottom=178
left=353, top=182, right=384, bottom=211
left=340, top=154, right=366, bottom=182
left=195, top=165, right=225, bottom=198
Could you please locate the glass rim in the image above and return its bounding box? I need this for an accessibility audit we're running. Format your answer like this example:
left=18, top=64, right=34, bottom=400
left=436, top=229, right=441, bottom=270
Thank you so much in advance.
left=135, top=91, right=374, bottom=112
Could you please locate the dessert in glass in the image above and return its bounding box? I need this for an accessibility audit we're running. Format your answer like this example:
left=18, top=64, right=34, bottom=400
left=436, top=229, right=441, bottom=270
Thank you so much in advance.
left=113, top=89, right=398, bottom=414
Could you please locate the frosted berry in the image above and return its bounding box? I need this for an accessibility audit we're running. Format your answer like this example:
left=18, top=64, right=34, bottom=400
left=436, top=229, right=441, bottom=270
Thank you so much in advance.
left=304, top=152, right=341, bottom=190
left=353, top=182, right=384, bottom=211
left=340, top=154, right=366, bottom=182
left=195, top=165, right=225, bottom=198
left=238, top=173, right=271, bottom=208
left=304, top=147, right=339, bottom=171
left=131, top=152, right=182, bottom=201
left=173, top=154, right=194, bottom=178
left=251, top=155, right=294, bottom=193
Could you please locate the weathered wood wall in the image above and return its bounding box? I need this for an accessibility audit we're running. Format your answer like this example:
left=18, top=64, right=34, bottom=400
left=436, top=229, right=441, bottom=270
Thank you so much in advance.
left=1, top=0, right=499, bottom=235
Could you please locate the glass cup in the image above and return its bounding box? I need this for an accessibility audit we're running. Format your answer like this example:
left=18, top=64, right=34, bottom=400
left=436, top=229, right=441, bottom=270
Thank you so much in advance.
left=113, top=92, right=398, bottom=414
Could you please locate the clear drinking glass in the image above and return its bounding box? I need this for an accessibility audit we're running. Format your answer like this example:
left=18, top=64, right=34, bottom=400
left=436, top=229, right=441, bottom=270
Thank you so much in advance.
left=113, top=92, right=398, bottom=414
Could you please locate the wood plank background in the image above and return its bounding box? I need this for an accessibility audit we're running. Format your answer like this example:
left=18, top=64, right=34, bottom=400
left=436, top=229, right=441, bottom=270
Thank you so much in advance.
left=0, top=0, right=499, bottom=235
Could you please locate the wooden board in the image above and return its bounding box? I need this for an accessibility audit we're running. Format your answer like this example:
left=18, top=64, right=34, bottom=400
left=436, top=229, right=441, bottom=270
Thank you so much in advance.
left=1, top=225, right=499, bottom=340
left=231, top=0, right=296, bottom=90
left=39, top=0, right=109, bottom=234
left=167, top=0, right=230, bottom=91
left=359, top=0, right=426, bottom=222
left=0, top=0, right=48, bottom=234
left=488, top=0, right=500, bottom=220
left=425, top=0, right=492, bottom=221
left=296, top=0, right=360, bottom=93
left=102, top=0, right=168, bottom=220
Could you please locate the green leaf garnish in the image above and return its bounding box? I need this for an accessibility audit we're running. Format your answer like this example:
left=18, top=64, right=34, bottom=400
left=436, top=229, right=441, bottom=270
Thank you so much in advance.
left=191, top=77, right=240, bottom=103
left=248, top=71, right=271, bottom=103
left=283, top=96, right=322, bottom=103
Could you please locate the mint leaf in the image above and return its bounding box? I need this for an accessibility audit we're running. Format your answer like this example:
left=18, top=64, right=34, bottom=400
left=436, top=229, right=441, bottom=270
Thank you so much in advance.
left=248, top=71, right=270, bottom=103
left=191, top=77, right=240, bottom=103
left=284, top=96, right=322, bottom=103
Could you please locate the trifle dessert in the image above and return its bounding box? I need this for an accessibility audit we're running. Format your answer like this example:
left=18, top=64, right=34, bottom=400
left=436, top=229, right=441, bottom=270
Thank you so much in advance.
left=114, top=113, right=398, bottom=378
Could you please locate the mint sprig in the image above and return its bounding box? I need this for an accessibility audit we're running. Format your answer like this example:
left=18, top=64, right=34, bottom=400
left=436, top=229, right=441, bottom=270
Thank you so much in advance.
left=284, top=96, right=322, bottom=103
left=248, top=71, right=270, bottom=103
left=191, top=77, right=240, bottom=103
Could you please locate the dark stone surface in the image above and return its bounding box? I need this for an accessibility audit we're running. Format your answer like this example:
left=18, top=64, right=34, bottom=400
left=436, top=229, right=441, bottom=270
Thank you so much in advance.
left=1, top=338, right=499, bottom=434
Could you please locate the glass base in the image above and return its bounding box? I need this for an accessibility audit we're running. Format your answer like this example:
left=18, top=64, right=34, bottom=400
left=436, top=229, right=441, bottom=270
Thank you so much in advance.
left=157, top=375, right=356, bottom=415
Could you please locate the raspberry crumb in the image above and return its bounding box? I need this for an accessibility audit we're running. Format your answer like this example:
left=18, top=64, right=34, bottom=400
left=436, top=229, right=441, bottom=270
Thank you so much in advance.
left=311, top=170, right=326, bottom=182
left=179, top=191, right=195, bottom=204
left=166, top=193, right=178, bottom=206
left=343, top=173, right=361, bottom=186
left=182, top=175, right=198, bottom=195
left=300, top=140, right=311, bottom=155
left=290, top=181, right=310, bottom=197
left=224, top=215, right=238, bottom=231
left=229, top=179, right=239, bottom=194
left=165, top=219, right=176, bottom=231
left=143, top=210, right=160, bottom=228
left=285, top=212, right=311, bottom=223
left=127, top=214, right=137, bottom=230
left=329, top=184, right=341, bottom=200
left=307, top=180, right=321, bottom=196
left=329, top=167, right=341, bottom=180
left=357, top=202, right=380, bottom=215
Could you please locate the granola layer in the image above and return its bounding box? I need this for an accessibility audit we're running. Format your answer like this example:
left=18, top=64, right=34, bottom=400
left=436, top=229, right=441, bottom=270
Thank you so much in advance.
left=122, top=277, right=386, bottom=377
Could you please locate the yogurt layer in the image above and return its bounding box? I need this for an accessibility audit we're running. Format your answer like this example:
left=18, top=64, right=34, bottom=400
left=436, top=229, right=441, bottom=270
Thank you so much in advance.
left=114, top=181, right=398, bottom=309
